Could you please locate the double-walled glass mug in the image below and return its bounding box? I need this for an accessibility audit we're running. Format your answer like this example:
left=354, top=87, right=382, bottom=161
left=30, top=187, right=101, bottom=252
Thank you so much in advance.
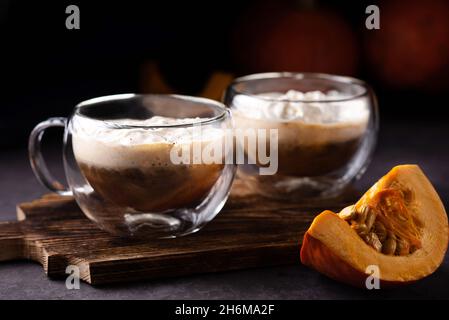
left=224, top=72, right=378, bottom=200
left=29, top=94, right=236, bottom=238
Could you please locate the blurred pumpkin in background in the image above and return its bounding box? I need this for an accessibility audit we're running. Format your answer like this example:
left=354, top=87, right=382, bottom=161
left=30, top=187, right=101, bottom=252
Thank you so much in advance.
left=140, top=62, right=234, bottom=101
left=232, top=0, right=359, bottom=75
left=364, top=0, right=449, bottom=91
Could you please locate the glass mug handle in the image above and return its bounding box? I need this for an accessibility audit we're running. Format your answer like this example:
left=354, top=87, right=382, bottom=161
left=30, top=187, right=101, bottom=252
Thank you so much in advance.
left=28, top=117, right=73, bottom=196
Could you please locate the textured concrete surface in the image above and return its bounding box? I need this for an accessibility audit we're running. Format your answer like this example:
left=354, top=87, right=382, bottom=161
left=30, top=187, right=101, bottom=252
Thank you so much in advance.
left=0, top=121, right=448, bottom=299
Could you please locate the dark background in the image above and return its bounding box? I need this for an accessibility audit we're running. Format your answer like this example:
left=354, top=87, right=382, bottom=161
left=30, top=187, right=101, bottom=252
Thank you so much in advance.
left=1, top=0, right=449, bottom=148
left=1, top=0, right=449, bottom=299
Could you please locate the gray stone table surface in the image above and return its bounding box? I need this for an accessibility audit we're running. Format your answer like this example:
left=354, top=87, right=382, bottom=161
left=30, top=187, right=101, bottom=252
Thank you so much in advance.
left=0, top=121, right=448, bottom=299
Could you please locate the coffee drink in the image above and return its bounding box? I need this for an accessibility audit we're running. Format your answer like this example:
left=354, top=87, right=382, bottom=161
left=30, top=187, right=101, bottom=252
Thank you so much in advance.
left=72, top=116, right=225, bottom=212
left=232, top=90, right=369, bottom=177
left=30, top=94, right=235, bottom=238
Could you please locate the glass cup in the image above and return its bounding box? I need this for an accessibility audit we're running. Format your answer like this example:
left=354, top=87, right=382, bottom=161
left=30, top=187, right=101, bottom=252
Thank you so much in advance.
left=224, top=72, right=378, bottom=200
left=29, top=94, right=236, bottom=238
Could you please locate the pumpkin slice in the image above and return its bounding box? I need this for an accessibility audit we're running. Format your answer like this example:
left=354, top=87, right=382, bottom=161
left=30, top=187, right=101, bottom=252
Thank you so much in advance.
left=300, top=165, right=448, bottom=287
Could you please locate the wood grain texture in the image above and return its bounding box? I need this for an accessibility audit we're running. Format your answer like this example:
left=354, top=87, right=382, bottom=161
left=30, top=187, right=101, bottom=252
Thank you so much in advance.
left=0, top=180, right=356, bottom=285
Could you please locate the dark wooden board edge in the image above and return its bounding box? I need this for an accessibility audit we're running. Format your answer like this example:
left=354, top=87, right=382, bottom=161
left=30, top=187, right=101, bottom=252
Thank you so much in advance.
left=0, top=185, right=358, bottom=285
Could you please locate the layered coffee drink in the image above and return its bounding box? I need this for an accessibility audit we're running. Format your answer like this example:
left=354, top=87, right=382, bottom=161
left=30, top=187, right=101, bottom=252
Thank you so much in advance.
left=232, top=90, right=369, bottom=177
left=72, top=116, right=225, bottom=213
left=30, top=94, right=235, bottom=238
left=230, top=88, right=371, bottom=198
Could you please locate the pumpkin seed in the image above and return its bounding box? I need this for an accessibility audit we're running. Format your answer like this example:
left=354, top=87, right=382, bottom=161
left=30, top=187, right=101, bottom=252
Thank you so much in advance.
left=395, top=238, right=410, bottom=256
left=363, top=232, right=382, bottom=252
left=343, top=202, right=415, bottom=256
left=339, top=205, right=356, bottom=220
left=352, top=222, right=368, bottom=235
left=365, top=208, right=377, bottom=231
left=387, top=230, right=396, bottom=239
left=357, top=205, right=370, bottom=224
left=382, top=236, right=397, bottom=255
left=373, top=221, right=387, bottom=242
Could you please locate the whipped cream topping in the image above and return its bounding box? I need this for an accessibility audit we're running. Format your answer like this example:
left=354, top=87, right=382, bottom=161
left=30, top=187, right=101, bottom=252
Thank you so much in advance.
left=72, top=116, right=223, bottom=145
left=232, top=90, right=369, bottom=124
left=71, top=115, right=224, bottom=168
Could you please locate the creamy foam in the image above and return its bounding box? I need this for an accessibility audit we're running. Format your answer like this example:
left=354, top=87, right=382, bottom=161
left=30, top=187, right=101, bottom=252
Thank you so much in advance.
left=233, top=90, right=369, bottom=123
left=232, top=90, right=369, bottom=145
left=71, top=115, right=224, bottom=168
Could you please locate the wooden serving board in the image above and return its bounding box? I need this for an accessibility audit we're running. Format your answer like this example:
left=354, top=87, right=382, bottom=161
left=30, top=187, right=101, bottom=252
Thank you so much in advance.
left=0, top=181, right=355, bottom=285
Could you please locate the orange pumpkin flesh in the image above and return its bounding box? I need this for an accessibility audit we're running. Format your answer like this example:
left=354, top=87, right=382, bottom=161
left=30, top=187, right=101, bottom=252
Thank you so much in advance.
left=300, top=165, right=448, bottom=287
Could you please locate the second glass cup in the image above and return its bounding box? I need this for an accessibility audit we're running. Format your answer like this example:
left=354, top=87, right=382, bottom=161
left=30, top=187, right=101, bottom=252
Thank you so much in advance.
left=224, top=72, right=378, bottom=200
